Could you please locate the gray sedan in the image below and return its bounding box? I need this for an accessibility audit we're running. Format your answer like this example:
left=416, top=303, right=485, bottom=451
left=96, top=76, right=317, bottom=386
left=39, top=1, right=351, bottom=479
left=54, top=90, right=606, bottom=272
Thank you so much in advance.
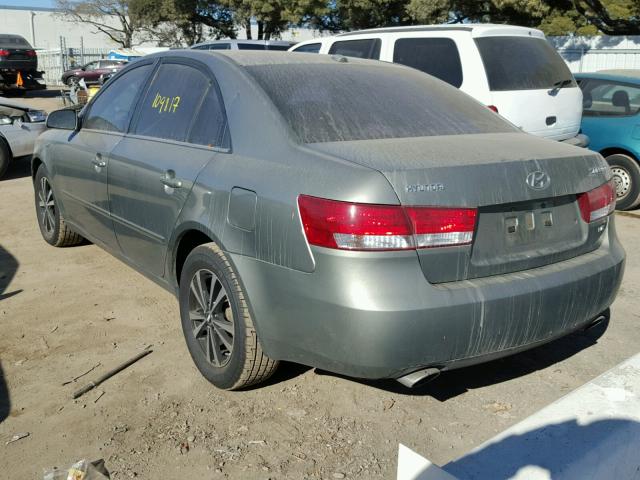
left=33, top=51, right=625, bottom=390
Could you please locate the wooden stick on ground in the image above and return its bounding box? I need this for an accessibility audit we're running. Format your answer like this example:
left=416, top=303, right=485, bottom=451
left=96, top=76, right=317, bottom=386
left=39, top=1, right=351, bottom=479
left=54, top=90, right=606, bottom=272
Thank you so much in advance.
left=72, top=350, right=152, bottom=400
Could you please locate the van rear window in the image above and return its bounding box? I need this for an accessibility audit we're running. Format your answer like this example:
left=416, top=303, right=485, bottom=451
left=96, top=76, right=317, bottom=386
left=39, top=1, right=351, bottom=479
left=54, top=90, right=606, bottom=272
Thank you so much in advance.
left=475, top=36, right=575, bottom=91
left=245, top=62, right=515, bottom=143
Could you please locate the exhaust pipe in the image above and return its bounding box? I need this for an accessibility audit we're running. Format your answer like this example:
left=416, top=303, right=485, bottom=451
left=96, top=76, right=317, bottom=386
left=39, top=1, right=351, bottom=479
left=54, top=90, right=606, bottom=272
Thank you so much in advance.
left=584, top=308, right=610, bottom=332
left=396, top=367, right=441, bottom=389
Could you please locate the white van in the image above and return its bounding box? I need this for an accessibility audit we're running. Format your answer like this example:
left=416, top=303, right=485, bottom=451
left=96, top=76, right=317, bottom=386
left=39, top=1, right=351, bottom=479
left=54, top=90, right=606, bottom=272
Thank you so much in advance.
left=290, top=25, right=586, bottom=145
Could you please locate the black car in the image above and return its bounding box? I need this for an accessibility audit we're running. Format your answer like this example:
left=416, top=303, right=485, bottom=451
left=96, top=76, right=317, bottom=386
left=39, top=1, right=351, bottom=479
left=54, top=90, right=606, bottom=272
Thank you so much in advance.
left=0, top=34, right=46, bottom=94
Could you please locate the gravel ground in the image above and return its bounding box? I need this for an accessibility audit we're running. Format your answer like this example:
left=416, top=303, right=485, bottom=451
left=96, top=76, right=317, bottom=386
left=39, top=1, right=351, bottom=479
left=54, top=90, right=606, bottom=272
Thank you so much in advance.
left=1, top=92, right=639, bottom=479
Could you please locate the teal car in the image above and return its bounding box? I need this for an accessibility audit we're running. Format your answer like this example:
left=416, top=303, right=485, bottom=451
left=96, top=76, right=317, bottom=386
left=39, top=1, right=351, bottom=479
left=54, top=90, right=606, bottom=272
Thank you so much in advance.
left=576, top=70, right=640, bottom=210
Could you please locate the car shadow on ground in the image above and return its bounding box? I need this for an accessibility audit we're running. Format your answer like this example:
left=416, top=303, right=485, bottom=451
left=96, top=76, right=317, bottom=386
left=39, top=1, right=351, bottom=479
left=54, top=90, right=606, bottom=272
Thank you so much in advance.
left=442, top=418, right=640, bottom=478
left=24, top=89, right=67, bottom=99
left=0, top=244, right=19, bottom=423
left=314, top=320, right=609, bottom=400
left=1, top=157, right=31, bottom=181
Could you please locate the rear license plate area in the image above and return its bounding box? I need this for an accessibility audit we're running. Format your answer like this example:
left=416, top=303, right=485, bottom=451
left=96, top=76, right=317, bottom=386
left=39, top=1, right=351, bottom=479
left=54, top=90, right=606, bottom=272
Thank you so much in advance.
left=471, top=195, right=587, bottom=268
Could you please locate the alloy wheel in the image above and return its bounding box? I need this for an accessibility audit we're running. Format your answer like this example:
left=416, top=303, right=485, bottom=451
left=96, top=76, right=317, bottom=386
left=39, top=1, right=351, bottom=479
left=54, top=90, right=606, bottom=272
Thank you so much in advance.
left=189, top=268, right=234, bottom=367
left=38, top=177, right=56, bottom=235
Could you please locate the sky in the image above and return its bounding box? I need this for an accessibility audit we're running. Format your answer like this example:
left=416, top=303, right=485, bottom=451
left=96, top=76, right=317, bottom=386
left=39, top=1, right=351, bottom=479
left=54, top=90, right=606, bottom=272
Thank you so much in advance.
left=0, top=1, right=55, bottom=7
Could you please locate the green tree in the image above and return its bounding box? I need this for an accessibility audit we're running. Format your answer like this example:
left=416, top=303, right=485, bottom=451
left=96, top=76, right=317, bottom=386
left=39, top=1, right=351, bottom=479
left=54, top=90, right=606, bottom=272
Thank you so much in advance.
left=56, top=0, right=145, bottom=47
left=574, top=0, right=640, bottom=35
left=132, top=0, right=236, bottom=46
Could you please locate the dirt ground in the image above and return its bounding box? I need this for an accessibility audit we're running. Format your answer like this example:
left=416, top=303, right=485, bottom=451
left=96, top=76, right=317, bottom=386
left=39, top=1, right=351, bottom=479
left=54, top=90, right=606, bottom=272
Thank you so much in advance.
left=1, top=92, right=640, bottom=479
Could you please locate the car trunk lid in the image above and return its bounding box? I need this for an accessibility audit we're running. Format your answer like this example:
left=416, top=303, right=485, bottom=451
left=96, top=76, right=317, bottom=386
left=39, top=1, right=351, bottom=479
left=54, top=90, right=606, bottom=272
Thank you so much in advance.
left=308, top=132, right=611, bottom=283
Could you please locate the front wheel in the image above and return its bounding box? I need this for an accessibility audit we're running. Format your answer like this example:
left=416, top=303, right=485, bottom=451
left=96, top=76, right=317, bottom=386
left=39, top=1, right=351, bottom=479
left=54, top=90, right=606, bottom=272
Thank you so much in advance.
left=606, top=153, right=640, bottom=211
left=34, top=165, right=84, bottom=247
left=179, top=243, right=278, bottom=390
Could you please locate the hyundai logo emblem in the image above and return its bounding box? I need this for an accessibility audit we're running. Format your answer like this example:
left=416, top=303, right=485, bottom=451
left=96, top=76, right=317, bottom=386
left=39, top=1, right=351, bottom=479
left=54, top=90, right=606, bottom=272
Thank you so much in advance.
left=526, top=171, right=551, bottom=190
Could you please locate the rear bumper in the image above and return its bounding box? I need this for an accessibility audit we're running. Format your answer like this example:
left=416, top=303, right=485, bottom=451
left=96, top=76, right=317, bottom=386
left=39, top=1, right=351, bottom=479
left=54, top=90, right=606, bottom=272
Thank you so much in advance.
left=232, top=217, right=625, bottom=379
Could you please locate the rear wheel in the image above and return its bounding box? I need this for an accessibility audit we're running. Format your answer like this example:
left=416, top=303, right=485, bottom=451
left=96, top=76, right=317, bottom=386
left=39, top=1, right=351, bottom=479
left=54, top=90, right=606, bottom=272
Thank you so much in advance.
left=606, top=153, right=640, bottom=210
left=0, top=138, right=11, bottom=179
left=66, top=77, right=79, bottom=87
left=179, top=243, right=278, bottom=390
left=34, top=165, right=84, bottom=247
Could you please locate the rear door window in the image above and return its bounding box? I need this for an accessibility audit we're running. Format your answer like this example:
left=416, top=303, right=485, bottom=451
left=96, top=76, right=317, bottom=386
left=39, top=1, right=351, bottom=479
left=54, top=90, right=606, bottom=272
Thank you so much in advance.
left=266, top=44, right=291, bottom=51
left=328, top=39, right=381, bottom=60
left=83, top=63, right=153, bottom=133
left=475, top=36, right=575, bottom=91
left=393, top=38, right=463, bottom=88
left=581, top=80, right=640, bottom=117
left=238, top=43, right=267, bottom=50
left=292, top=43, right=321, bottom=53
left=133, top=62, right=210, bottom=142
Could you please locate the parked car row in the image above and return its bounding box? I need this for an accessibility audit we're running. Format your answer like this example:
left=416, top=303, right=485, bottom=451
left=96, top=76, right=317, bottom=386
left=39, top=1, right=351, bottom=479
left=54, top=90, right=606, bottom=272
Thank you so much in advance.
left=33, top=46, right=624, bottom=390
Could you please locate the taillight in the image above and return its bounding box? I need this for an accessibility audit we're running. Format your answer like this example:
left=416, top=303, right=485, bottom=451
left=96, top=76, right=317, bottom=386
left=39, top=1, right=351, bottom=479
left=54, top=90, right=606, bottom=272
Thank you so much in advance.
left=26, top=50, right=36, bottom=57
left=577, top=180, right=616, bottom=223
left=0, top=49, right=9, bottom=57
left=487, top=105, right=499, bottom=113
left=406, top=206, right=477, bottom=248
left=298, top=195, right=477, bottom=251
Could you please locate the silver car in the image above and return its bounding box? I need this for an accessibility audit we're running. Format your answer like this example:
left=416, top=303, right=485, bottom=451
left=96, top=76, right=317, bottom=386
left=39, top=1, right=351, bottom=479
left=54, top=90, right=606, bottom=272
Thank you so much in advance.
left=0, top=100, right=47, bottom=178
left=33, top=51, right=624, bottom=390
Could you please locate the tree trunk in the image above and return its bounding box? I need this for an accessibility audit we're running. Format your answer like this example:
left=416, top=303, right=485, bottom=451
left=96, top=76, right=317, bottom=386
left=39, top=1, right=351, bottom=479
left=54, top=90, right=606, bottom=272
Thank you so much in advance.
left=257, top=21, right=263, bottom=40
left=245, top=19, right=252, bottom=39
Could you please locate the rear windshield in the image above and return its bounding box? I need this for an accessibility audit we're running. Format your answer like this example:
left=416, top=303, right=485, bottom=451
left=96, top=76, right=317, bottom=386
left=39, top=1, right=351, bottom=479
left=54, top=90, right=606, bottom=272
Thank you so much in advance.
left=475, top=36, right=575, bottom=91
left=0, top=35, right=31, bottom=49
left=245, top=63, right=516, bottom=143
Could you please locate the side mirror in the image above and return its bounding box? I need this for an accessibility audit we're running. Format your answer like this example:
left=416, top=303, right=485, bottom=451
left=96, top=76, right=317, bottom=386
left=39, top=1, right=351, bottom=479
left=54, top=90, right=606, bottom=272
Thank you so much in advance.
left=46, top=109, right=78, bottom=130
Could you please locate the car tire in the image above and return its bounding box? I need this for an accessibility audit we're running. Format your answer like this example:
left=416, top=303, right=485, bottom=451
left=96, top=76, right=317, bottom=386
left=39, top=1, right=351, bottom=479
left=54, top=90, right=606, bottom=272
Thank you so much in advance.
left=34, top=165, right=84, bottom=247
left=606, top=153, right=640, bottom=211
left=0, top=137, right=11, bottom=179
left=65, top=77, right=79, bottom=87
left=179, top=242, right=278, bottom=390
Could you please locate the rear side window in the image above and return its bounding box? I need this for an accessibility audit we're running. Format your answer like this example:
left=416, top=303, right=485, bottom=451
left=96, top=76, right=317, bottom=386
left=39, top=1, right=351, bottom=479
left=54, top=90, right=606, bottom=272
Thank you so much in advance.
left=581, top=80, right=640, bottom=117
left=328, top=39, right=381, bottom=60
left=238, top=43, right=267, bottom=50
left=476, top=36, right=575, bottom=91
left=292, top=43, right=321, bottom=53
left=188, top=86, right=228, bottom=148
left=133, top=63, right=210, bottom=142
left=84, top=64, right=153, bottom=132
left=266, top=45, right=291, bottom=51
left=195, top=43, right=230, bottom=50
left=393, top=38, right=463, bottom=88
left=245, top=63, right=515, bottom=143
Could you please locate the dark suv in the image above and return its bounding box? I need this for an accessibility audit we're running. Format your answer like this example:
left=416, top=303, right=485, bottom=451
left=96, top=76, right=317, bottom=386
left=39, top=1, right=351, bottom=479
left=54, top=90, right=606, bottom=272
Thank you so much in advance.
left=0, top=34, right=45, bottom=94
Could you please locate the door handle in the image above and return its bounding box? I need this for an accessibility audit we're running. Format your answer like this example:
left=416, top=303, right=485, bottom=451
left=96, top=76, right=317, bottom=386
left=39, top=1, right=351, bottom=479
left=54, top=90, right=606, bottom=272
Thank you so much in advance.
left=92, top=153, right=106, bottom=168
left=160, top=170, right=183, bottom=189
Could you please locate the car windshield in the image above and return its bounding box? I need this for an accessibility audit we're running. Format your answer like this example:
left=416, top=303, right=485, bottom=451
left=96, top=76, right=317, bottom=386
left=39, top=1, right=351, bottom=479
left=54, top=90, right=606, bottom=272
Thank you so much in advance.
left=0, top=35, right=31, bottom=49
left=475, top=36, right=575, bottom=91
left=245, top=62, right=516, bottom=143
